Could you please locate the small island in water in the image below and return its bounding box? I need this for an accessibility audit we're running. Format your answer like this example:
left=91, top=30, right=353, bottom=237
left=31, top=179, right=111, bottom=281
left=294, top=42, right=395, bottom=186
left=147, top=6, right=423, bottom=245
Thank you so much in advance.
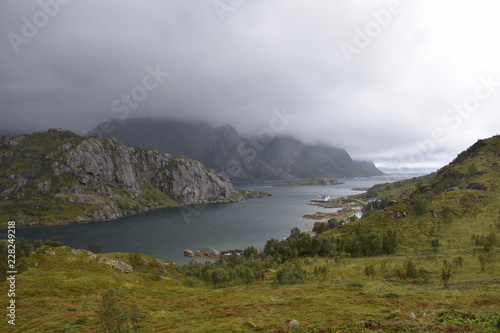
left=272, top=177, right=344, bottom=187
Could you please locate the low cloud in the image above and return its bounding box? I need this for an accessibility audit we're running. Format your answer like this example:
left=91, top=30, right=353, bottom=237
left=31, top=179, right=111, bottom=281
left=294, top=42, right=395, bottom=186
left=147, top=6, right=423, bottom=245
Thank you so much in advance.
left=1, top=0, right=499, bottom=169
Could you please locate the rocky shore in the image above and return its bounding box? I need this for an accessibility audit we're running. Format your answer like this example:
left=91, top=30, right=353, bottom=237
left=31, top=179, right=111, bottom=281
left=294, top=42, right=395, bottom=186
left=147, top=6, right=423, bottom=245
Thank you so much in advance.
left=0, top=129, right=271, bottom=227
left=272, top=178, right=344, bottom=187
left=184, top=248, right=245, bottom=258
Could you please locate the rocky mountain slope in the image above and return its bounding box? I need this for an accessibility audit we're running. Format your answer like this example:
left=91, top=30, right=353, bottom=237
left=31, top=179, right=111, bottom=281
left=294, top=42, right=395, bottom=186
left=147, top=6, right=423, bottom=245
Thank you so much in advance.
left=90, top=118, right=383, bottom=181
left=326, top=134, right=500, bottom=251
left=360, top=135, right=500, bottom=203
left=0, top=129, right=244, bottom=226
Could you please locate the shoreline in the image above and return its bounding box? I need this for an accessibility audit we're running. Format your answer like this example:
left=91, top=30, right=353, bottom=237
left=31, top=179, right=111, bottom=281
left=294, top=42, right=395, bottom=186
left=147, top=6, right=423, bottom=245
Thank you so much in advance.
left=272, top=178, right=345, bottom=187
left=1, top=190, right=271, bottom=229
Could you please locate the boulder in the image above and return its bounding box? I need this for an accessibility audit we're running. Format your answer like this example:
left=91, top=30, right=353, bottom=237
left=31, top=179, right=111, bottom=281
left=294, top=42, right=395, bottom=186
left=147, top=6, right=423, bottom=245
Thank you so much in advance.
left=98, top=256, right=133, bottom=273
left=466, top=182, right=487, bottom=191
left=243, top=321, right=257, bottom=329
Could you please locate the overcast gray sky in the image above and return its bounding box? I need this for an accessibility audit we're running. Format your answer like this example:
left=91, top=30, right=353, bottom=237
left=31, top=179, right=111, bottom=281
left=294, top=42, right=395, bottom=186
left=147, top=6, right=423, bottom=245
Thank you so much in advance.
left=1, top=0, right=499, bottom=170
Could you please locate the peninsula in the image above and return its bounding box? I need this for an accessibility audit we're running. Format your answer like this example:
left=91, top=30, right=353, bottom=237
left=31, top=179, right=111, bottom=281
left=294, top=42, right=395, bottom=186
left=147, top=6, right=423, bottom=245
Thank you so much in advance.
left=272, top=177, right=344, bottom=187
left=0, top=129, right=269, bottom=227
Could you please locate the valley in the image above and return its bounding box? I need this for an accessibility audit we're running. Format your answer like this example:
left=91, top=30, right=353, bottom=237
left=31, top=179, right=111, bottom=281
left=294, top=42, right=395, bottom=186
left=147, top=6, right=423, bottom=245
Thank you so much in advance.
left=2, top=136, right=500, bottom=332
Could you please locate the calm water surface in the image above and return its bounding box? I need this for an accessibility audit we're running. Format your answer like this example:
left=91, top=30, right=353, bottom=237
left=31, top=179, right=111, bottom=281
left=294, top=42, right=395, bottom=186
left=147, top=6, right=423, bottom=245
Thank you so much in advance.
left=16, top=174, right=419, bottom=264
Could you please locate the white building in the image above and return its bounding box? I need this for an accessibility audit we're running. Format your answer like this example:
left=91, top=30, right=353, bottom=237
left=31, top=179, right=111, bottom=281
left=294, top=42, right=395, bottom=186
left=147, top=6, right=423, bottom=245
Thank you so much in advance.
left=314, top=195, right=330, bottom=202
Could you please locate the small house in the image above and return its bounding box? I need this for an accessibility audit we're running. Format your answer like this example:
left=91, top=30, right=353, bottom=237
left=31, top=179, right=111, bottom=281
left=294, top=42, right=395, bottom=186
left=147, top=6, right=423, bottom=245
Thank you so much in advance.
left=316, top=195, right=330, bottom=202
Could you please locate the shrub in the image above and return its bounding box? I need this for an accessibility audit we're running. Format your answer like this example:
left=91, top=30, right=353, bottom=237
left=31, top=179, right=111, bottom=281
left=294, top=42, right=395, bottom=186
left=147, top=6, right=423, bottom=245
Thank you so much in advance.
left=396, top=259, right=418, bottom=282
left=313, top=222, right=329, bottom=234
left=364, top=265, right=376, bottom=280
left=128, top=252, right=146, bottom=269
left=328, top=218, right=342, bottom=229
left=98, top=290, right=146, bottom=332
left=312, top=238, right=333, bottom=257
left=440, top=206, right=454, bottom=224
left=15, top=237, right=32, bottom=258
left=382, top=228, right=398, bottom=254
left=412, top=195, right=428, bottom=216
left=472, top=232, right=497, bottom=252
left=452, top=256, right=463, bottom=268
left=210, top=268, right=230, bottom=288
left=314, top=265, right=329, bottom=280
left=417, top=267, right=432, bottom=285
left=483, top=232, right=497, bottom=252
left=276, top=261, right=307, bottom=285
left=441, top=260, right=452, bottom=288
left=431, top=238, right=440, bottom=252
left=478, top=253, right=494, bottom=271
left=88, top=243, right=102, bottom=254
left=242, top=246, right=258, bottom=259
left=344, top=231, right=382, bottom=257
left=33, top=239, right=44, bottom=249
left=45, top=235, right=62, bottom=247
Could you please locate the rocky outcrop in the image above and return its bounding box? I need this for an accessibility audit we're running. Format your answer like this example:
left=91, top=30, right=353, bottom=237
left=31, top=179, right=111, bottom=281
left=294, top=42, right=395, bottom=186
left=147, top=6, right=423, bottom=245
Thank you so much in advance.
left=101, top=118, right=384, bottom=181
left=98, top=256, right=134, bottom=273
left=466, top=182, right=488, bottom=191
left=0, top=129, right=243, bottom=225
left=55, top=137, right=238, bottom=205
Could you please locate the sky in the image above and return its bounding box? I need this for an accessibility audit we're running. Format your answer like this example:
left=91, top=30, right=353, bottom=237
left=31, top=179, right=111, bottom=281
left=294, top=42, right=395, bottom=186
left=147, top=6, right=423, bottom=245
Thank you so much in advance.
left=1, top=0, right=500, bottom=170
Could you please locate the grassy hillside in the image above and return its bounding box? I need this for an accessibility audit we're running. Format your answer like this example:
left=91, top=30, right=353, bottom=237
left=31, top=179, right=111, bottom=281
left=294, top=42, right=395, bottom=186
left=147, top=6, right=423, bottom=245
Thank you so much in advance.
left=5, top=242, right=499, bottom=332
left=2, top=136, right=500, bottom=332
left=326, top=136, right=500, bottom=250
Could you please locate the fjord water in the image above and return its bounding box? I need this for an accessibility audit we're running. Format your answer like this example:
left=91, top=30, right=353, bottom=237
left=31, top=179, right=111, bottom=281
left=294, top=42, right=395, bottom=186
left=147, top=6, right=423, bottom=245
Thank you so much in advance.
left=17, top=175, right=418, bottom=264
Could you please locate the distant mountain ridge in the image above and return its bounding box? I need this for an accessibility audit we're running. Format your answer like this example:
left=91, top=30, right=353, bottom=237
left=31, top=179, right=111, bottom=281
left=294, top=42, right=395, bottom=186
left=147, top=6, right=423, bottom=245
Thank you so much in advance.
left=91, top=118, right=383, bottom=181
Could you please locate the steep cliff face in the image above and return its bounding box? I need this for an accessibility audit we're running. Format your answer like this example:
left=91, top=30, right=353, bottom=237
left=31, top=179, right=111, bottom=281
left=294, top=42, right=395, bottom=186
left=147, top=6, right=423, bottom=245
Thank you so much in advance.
left=0, top=129, right=241, bottom=225
left=101, top=118, right=384, bottom=181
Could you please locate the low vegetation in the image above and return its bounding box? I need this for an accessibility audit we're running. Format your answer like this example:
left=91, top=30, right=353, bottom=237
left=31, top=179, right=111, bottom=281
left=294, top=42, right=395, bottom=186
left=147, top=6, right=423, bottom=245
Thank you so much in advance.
left=272, top=178, right=344, bottom=187
left=2, top=136, right=500, bottom=331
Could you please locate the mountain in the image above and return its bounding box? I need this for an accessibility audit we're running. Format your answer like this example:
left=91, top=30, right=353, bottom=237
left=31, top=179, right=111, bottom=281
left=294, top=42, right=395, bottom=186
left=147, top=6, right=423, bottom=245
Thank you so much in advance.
left=90, top=118, right=383, bottom=181
left=361, top=135, right=500, bottom=203
left=0, top=129, right=247, bottom=226
left=7, top=135, right=500, bottom=332
left=324, top=134, right=500, bottom=250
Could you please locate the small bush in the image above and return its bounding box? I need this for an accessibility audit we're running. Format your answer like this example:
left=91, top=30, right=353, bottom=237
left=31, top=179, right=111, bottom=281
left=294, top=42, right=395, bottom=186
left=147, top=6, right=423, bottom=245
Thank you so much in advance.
left=33, top=239, right=44, bottom=249
left=88, top=243, right=102, bottom=254
left=417, top=267, right=432, bottom=285
left=277, top=261, right=307, bottom=285
left=453, top=256, right=463, bottom=268
left=441, top=260, right=452, bottom=288
left=431, top=238, right=440, bottom=252
left=128, top=252, right=146, bottom=269
left=44, top=235, right=62, bottom=247
left=478, top=253, right=494, bottom=271
left=98, top=290, right=147, bottom=332
left=314, top=265, right=329, bottom=280
left=412, top=195, right=428, bottom=216
left=364, top=265, right=376, bottom=280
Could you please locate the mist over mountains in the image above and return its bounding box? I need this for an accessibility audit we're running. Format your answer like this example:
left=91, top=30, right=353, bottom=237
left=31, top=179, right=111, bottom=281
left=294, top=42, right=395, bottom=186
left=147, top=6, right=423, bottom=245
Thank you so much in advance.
left=89, top=118, right=383, bottom=181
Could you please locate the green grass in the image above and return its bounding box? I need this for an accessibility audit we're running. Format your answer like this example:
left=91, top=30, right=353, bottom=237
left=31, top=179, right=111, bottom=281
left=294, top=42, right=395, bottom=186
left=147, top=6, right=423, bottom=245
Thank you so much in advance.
left=6, top=243, right=499, bottom=332
left=3, top=135, right=500, bottom=332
